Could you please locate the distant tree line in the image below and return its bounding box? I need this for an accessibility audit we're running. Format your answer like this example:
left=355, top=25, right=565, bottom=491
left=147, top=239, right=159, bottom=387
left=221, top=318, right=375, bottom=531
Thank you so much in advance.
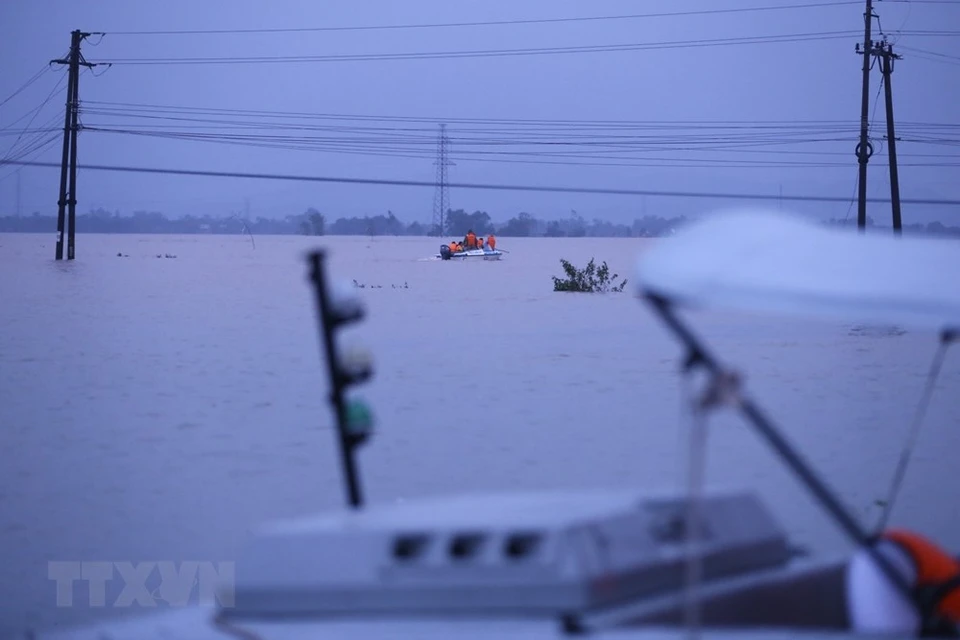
left=0, top=207, right=688, bottom=238
left=1, top=207, right=957, bottom=238
left=825, top=216, right=960, bottom=237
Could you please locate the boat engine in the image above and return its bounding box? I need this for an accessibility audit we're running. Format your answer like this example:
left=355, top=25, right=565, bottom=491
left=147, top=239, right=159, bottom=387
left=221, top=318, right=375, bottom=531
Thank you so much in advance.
left=439, top=244, right=452, bottom=260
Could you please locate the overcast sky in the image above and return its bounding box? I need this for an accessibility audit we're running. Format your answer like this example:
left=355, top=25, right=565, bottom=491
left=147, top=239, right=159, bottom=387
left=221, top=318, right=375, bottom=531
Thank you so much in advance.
left=1, top=0, right=957, bottom=225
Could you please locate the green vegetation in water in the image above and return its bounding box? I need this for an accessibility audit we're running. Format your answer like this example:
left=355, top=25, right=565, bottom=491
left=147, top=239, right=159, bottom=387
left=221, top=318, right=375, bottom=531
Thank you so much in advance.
left=552, top=258, right=627, bottom=293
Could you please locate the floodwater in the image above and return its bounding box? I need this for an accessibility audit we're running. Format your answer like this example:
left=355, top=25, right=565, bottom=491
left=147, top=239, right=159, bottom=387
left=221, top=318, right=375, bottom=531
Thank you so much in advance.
left=1, top=231, right=958, bottom=639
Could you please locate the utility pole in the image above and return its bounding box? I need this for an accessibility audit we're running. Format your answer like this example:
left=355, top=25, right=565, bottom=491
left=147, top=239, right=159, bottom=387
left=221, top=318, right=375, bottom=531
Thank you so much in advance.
left=16, top=170, right=21, bottom=217
left=878, top=41, right=903, bottom=235
left=52, top=30, right=98, bottom=260
left=854, top=0, right=876, bottom=233
left=431, top=124, right=454, bottom=237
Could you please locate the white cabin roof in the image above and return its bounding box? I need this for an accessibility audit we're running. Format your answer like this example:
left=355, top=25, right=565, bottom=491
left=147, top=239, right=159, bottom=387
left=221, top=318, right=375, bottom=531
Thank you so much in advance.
left=634, top=209, right=960, bottom=331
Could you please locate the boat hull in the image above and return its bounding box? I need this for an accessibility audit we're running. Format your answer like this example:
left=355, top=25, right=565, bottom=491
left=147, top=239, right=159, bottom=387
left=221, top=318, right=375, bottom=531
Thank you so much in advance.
left=437, top=244, right=503, bottom=261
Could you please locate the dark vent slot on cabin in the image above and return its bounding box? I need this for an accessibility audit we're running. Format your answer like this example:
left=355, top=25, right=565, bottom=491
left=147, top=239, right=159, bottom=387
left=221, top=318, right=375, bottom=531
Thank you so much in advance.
left=392, top=534, right=431, bottom=561
left=449, top=533, right=486, bottom=560
left=504, top=533, right=542, bottom=560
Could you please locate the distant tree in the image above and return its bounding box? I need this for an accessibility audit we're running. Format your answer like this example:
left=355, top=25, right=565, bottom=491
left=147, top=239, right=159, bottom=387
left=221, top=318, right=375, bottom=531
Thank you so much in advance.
left=305, top=208, right=325, bottom=235
left=499, top=212, right=536, bottom=237
left=3, top=206, right=959, bottom=240
left=544, top=220, right=566, bottom=237
left=567, top=211, right=587, bottom=237
left=446, top=209, right=494, bottom=236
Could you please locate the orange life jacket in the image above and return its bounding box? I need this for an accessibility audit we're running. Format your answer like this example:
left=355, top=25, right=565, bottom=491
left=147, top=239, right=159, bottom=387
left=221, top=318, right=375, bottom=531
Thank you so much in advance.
left=882, top=529, right=960, bottom=624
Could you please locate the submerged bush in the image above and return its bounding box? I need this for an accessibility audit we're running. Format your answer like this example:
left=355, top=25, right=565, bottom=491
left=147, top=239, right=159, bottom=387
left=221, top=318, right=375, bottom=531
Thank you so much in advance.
left=552, top=258, right=627, bottom=293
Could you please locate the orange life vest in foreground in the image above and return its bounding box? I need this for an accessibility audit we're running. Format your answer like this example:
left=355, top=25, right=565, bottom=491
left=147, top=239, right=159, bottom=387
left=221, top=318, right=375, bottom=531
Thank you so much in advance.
left=847, top=529, right=960, bottom=636
left=884, top=529, right=960, bottom=624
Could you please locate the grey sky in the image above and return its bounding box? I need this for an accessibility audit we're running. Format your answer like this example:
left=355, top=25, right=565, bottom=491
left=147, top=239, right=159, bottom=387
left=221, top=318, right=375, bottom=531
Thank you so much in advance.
left=1, top=0, right=957, bottom=225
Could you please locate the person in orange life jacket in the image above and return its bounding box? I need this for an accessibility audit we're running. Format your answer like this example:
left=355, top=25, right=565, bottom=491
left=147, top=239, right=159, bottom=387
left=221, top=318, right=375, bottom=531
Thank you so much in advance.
left=846, top=527, right=960, bottom=635
left=486, top=234, right=496, bottom=250
left=463, top=230, right=477, bottom=249
left=448, top=241, right=458, bottom=253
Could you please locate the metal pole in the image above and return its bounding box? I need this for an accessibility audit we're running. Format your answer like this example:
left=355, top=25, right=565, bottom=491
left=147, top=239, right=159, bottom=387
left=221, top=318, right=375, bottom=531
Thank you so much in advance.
left=855, top=0, right=875, bottom=232
left=308, top=251, right=364, bottom=508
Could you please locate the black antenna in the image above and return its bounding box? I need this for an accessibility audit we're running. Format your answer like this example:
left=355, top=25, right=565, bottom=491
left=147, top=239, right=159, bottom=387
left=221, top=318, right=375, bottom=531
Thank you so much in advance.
left=307, top=249, right=374, bottom=509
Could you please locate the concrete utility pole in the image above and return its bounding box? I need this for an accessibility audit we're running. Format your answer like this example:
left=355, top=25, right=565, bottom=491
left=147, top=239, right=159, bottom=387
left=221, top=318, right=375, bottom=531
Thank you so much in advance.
left=854, top=0, right=876, bottom=233
left=878, top=41, right=903, bottom=235
left=52, top=30, right=99, bottom=260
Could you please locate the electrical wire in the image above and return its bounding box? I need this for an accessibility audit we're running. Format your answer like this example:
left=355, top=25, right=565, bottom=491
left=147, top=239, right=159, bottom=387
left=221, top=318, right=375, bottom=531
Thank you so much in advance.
left=75, top=100, right=960, bottom=136
left=88, top=31, right=863, bottom=65
left=873, top=337, right=954, bottom=533
left=69, top=98, right=960, bottom=166
left=58, top=97, right=960, bottom=172
left=899, top=45, right=960, bottom=63
left=0, top=63, right=55, bottom=109
left=0, top=131, right=62, bottom=185
left=75, top=126, right=960, bottom=169
left=102, top=2, right=865, bottom=36
left=3, top=158, right=960, bottom=206
left=1, top=72, right=70, bottom=165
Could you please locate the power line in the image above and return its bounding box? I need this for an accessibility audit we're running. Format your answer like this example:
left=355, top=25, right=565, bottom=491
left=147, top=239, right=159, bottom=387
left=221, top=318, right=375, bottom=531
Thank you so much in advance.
left=89, top=31, right=862, bottom=65
left=899, top=44, right=960, bottom=62
left=77, top=100, right=960, bottom=130
left=102, top=2, right=864, bottom=36
left=65, top=99, right=960, bottom=168
left=74, top=114, right=959, bottom=140
left=0, top=132, right=61, bottom=186
left=1, top=73, right=70, bottom=165
left=77, top=126, right=960, bottom=168
left=895, top=29, right=960, bottom=35
left=0, top=62, right=58, bottom=109
left=4, top=159, right=959, bottom=205
left=71, top=102, right=960, bottom=147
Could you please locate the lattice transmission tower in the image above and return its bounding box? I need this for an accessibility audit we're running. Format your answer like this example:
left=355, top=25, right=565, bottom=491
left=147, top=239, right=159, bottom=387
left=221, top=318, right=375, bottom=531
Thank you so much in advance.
left=431, top=124, right=454, bottom=236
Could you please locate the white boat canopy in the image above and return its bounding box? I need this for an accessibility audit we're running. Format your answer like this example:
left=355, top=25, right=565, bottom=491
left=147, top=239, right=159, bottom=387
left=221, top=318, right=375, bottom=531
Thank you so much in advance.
left=634, top=209, right=960, bottom=332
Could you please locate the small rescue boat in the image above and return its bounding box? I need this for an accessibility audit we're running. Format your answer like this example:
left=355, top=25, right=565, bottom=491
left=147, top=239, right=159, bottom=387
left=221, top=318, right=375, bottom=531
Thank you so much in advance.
left=437, top=244, right=503, bottom=261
